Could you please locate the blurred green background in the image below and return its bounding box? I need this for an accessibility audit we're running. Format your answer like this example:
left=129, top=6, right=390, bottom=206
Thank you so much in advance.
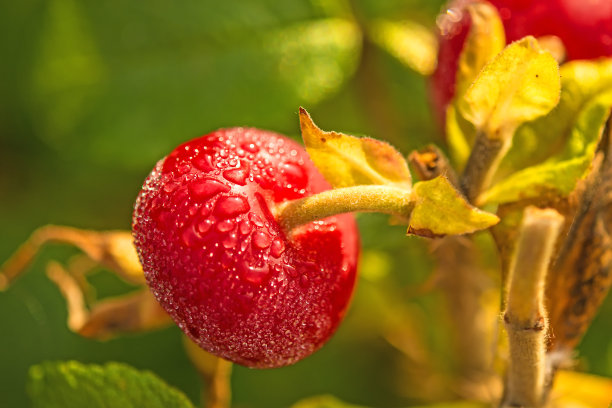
left=1, top=0, right=610, bottom=407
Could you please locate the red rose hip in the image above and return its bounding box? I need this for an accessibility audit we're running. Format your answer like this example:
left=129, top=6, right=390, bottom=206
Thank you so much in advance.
left=132, top=128, right=359, bottom=368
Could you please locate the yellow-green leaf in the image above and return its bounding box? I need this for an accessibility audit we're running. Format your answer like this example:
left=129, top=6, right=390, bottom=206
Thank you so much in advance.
left=481, top=156, right=592, bottom=204
left=299, top=107, right=412, bottom=189
left=408, top=176, right=499, bottom=237
left=458, top=36, right=560, bottom=139
left=498, top=58, right=612, bottom=178
left=368, top=19, right=437, bottom=75
left=482, top=62, right=612, bottom=204
left=454, top=2, right=506, bottom=101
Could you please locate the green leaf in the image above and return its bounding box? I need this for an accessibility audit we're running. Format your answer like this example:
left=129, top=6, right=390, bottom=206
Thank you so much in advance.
left=482, top=59, right=612, bottom=204
left=458, top=36, right=560, bottom=139
left=454, top=2, right=505, bottom=101
left=408, top=176, right=499, bottom=237
left=368, top=19, right=437, bottom=75
left=498, top=58, right=612, bottom=177
left=27, top=361, right=195, bottom=408
left=299, top=107, right=412, bottom=189
left=27, top=0, right=361, bottom=168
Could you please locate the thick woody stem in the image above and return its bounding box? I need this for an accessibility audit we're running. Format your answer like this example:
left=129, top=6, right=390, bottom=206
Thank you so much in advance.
left=502, top=207, right=564, bottom=408
left=275, top=185, right=413, bottom=231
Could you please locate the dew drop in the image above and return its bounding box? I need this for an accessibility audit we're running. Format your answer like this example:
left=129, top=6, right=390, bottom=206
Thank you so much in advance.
left=239, top=220, right=252, bottom=235
left=252, top=231, right=272, bottom=249
left=181, top=224, right=202, bottom=248
left=249, top=213, right=264, bottom=227
left=163, top=182, right=178, bottom=193
left=200, top=203, right=213, bottom=217
left=222, top=232, right=238, bottom=249
left=299, top=275, right=309, bottom=288
left=193, top=155, right=214, bottom=171
left=214, top=195, right=250, bottom=219
left=240, top=239, right=249, bottom=252
left=241, top=262, right=270, bottom=285
left=280, top=162, right=308, bottom=189
left=216, top=219, right=235, bottom=232
left=178, top=164, right=191, bottom=174
left=196, top=218, right=214, bottom=235
left=188, top=204, right=199, bottom=216
left=283, top=264, right=298, bottom=278
left=241, top=142, right=259, bottom=153
left=270, top=238, right=285, bottom=258
left=189, top=179, right=230, bottom=200
left=223, top=161, right=250, bottom=186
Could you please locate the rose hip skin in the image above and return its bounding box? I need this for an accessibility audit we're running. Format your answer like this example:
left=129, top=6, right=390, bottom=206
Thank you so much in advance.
left=132, top=128, right=359, bottom=368
left=431, top=0, right=612, bottom=124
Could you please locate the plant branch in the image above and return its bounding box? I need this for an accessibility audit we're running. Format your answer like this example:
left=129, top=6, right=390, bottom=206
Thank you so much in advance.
left=275, top=185, right=413, bottom=231
left=460, top=130, right=510, bottom=204
left=183, top=337, right=233, bottom=408
left=502, top=206, right=564, bottom=408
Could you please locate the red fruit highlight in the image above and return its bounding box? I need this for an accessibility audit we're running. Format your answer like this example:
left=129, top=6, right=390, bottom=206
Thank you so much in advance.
left=431, top=0, right=612, bottom=125
left=132, top=128, right=359, bottom=368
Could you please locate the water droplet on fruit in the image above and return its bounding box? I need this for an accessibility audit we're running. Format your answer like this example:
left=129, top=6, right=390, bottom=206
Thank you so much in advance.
left=249, top=213, right=264, bottom=227
left=216, top=219, right=235, bottom=232
left=181, top=224, right=202, bottom=248
left=214, top=195, right=250, bottom=219
left=270, top=238, right=285, bottom=258
left=241, top=262, right=270, bottom=285
left=189, top=179, right=230, bottom=200
left=223, top=161, right=250, bottom=186
left=299, top=275, right=309, bottom=288
left=196, top=218, right=214, bottom=235
left=193, top=155, right=214, bottom=171
left=242, top=142, right=259, bottom=153
left=252, top=231, right=272, bottom=249
left=239, top=220, right=252, bottom=235
left=223, top=232, right=238, bottom=249
left=200, top=203, right=213, bottom=217
left=240, top=239, right=249, bottom=252
left=280, top=162, right=308, bottom=189
left=188, top=204, right=199, bottom=216
left=283, top=264, right=298, bottom=278
left=163, top=183, right=178, bottom=193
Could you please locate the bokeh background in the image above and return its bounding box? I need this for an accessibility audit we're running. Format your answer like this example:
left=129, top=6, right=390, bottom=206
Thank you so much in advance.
left=1, top=0, right=610, bottom=407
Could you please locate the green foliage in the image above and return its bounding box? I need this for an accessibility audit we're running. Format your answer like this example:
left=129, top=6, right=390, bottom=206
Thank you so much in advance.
left=28, top=361, right=195, bottom=408
left=458, top=37, right=560, bottom=139
left=26, top=0, right=361, bottom=168
left=484, top=59, right=612, bottom=203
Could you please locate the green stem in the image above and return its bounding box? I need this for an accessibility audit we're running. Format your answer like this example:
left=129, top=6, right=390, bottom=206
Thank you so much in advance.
left=275, top=185, right=413, bottom=231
